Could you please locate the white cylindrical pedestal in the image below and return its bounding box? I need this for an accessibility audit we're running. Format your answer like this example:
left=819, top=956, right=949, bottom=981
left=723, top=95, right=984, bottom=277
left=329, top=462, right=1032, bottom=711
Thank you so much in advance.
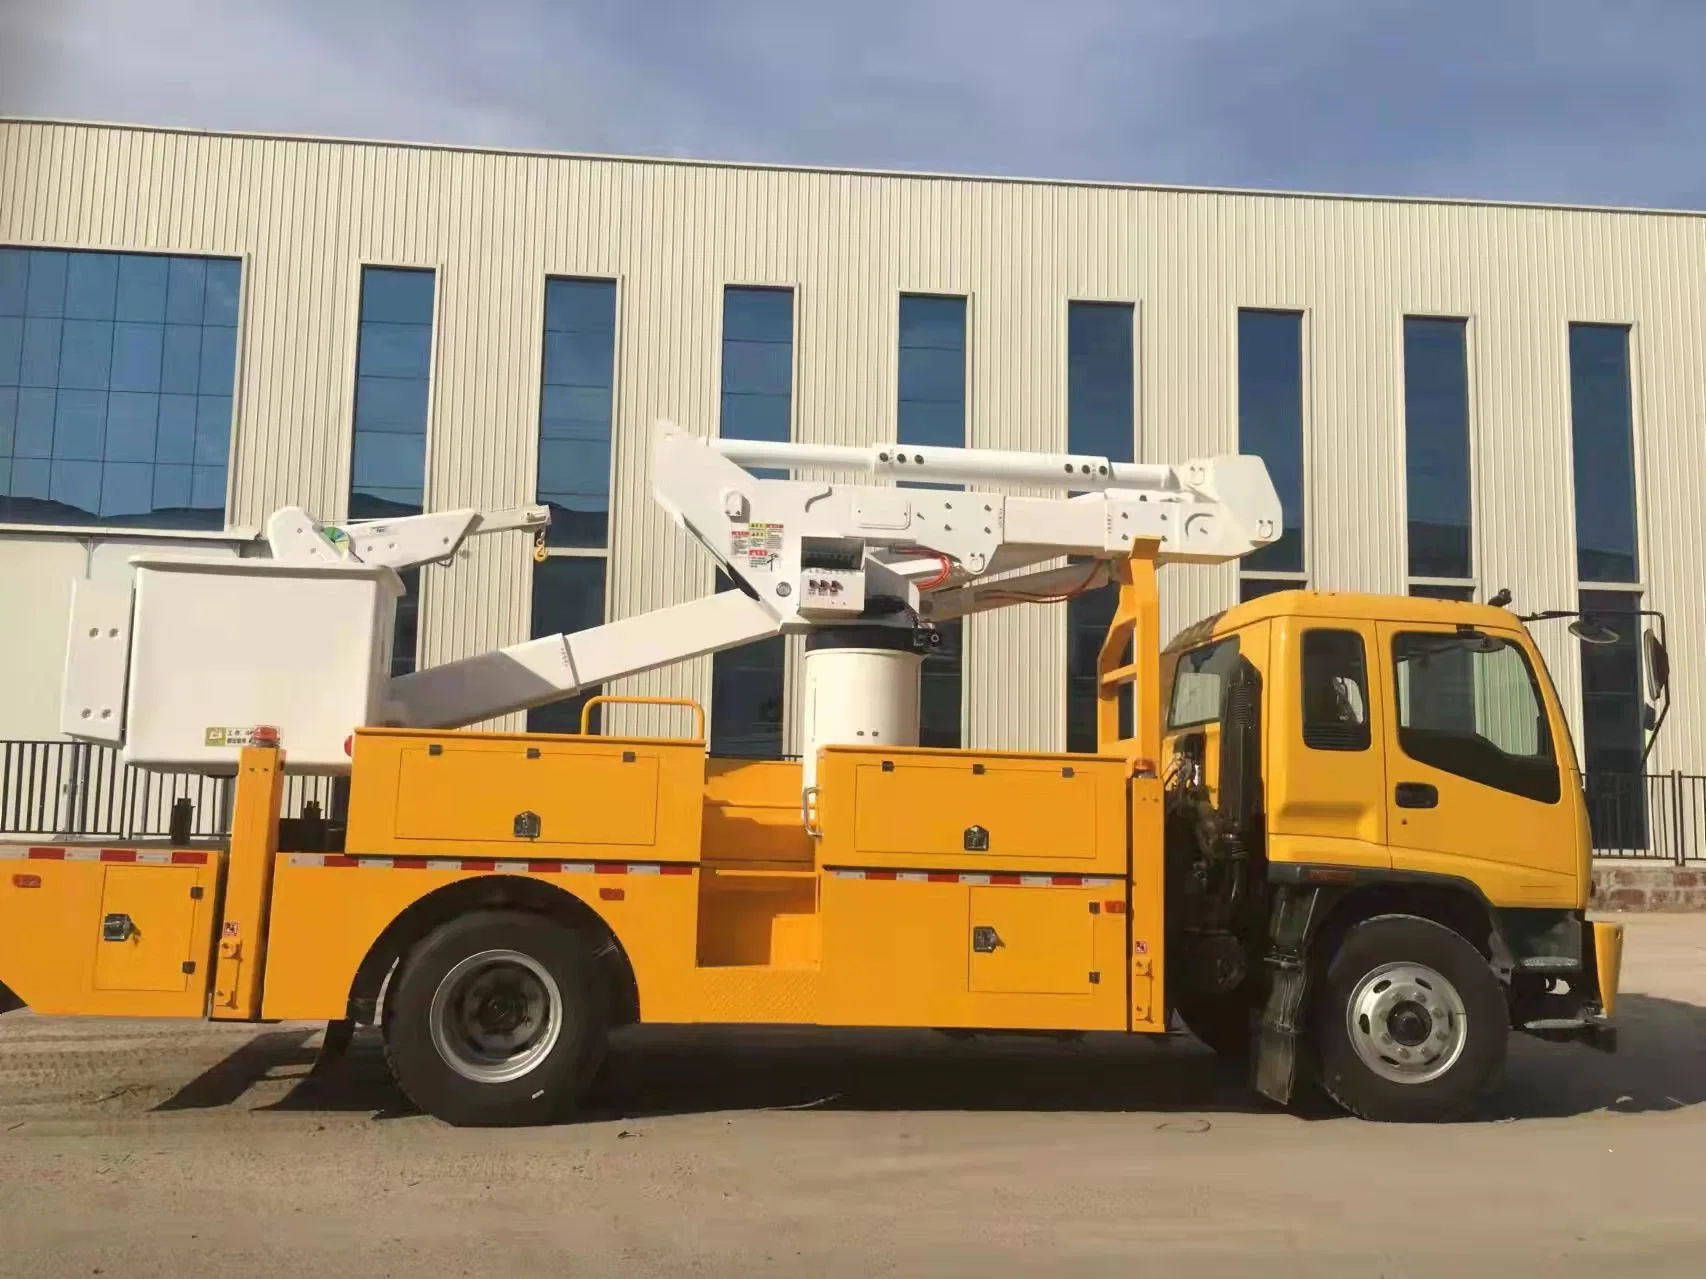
left=801, top=633, right=923, bottom=792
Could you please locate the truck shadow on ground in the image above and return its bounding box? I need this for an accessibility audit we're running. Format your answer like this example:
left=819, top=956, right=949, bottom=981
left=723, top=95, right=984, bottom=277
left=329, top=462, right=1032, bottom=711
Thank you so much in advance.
left=155, top=992, right=1706, bottom=1124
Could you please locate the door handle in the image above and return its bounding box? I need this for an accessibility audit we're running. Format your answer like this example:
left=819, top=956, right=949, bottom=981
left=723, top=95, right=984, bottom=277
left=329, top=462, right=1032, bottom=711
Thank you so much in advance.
left=1394, top=782, right=1439, bottom=809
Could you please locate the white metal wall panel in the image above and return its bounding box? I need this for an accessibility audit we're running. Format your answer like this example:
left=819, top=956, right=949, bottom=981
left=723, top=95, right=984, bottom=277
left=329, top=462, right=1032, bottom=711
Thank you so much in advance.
left=2, top=120, right=1704, bottom=768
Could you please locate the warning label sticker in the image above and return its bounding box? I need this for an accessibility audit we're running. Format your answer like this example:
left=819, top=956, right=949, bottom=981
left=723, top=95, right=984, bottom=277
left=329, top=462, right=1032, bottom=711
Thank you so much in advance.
left=204, top=726, right=261, bottom=748
left=731, top=521, right=783, bottom=572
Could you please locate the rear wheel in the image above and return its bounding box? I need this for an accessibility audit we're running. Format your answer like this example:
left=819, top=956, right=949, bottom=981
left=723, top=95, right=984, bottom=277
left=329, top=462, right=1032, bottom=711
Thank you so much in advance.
left=384, top=910, right=608, bottom=1126
left=1314, top=915, right=1507, bottom=1123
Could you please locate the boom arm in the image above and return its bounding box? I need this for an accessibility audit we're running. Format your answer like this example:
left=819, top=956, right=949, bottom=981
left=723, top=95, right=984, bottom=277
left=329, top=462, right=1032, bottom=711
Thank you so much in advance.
left=386, top=423, right=1280, bottom=729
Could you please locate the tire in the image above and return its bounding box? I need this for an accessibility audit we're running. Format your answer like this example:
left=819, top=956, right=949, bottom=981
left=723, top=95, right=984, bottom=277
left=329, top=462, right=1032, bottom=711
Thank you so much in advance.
left=383, top=910, right=609, bottom=1127
left=1313, top=915, right=1507, bottom=1123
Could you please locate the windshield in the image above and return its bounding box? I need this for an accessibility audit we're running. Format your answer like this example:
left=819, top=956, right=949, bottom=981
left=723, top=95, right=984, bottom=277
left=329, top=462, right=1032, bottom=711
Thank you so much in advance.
left=1166, top=636, right=1242, bottom=730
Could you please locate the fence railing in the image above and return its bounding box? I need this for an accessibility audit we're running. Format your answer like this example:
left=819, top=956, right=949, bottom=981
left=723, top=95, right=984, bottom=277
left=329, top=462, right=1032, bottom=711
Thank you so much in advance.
left=1, top=740, right=333, bottom=842
left=2, top=739, right=1702, bottom=863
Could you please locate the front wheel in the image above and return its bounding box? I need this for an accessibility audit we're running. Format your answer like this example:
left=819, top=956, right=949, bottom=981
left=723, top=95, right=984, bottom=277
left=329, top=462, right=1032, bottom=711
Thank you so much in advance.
left=1314, top=915, right=1507, bottom=1123
left=384, top=910, right=608, bottom=1126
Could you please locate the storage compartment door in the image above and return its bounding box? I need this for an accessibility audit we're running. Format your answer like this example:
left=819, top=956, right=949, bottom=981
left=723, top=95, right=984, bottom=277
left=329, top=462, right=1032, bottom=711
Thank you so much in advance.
left=93, top=865, right=204, bottom=994
left=967, top=887, right=1098, bottom=996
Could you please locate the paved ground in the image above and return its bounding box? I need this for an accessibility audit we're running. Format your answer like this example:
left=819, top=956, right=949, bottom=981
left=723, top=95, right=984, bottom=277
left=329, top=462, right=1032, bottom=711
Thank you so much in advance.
left=1, top=915, right=1703, bottom=1277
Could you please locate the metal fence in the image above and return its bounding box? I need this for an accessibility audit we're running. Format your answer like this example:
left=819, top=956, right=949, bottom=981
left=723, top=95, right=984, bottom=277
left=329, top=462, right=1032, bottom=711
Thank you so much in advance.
left=1, top=738, right=1702, bottom=863
left=0, top=740, right=333, bottom=842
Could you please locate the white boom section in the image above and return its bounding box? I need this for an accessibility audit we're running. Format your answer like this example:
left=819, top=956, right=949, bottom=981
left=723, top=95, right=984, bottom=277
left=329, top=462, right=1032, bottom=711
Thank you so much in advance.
left=391, top=590, right=780, bottom=730
left=264, top=504, right=550, bottom=570
left=385, top=423, right=1280, bottom=731
left=63, top=417, right=1278, bottom=768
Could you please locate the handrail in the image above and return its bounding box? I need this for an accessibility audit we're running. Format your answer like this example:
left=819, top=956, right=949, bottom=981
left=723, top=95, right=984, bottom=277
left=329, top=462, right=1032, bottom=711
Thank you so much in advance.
left=579, top=695, right=707, bottom=742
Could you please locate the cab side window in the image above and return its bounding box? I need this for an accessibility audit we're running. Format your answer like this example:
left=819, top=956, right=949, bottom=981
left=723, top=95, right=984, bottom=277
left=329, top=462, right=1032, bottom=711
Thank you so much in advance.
left=1392, top=632, right=1560, bottom=804
left=1301, top=629, right=1370, bottom=751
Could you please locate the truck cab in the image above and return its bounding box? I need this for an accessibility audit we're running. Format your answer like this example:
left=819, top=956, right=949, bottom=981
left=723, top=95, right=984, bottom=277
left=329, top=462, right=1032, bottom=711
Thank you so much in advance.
left=1160, top=589, right=1628, bottom=1121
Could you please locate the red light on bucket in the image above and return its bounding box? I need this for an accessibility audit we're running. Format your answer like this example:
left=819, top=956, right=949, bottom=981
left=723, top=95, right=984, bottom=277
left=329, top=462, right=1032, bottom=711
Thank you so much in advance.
left=251, top=725, right=280, bottom=748
left=343, top=735, right=353, bottom=757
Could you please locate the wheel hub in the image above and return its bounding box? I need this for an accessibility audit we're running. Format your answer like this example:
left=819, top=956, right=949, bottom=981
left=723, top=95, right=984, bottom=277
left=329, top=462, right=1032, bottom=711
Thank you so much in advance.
left=430, top=949, right=564, bottom=1084
left=1344, top=961, right=1469, bottom=1086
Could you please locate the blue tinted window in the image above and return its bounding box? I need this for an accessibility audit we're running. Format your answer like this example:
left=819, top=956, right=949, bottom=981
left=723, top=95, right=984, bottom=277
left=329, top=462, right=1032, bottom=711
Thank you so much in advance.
left=897, top=293, right=967, bottom=736
left=1578, top=589, right=1647, bottom=849
left=1240, top=576, right=1297, bottom=603
left=528, top=556, right=607, bottom=734
left=1404, top=318, right=1472, bottom=581
left=920, top=619, right=963, bottom=749
left=1068, top=302, right=1134, bottom=463
left=712, top=287, right=793, bottom=755
left=1066, top=585, right=1134, bottom=753
left=391, top=567, right=422, bottom=679
left=1065, top=301, right=1136, bottom=750
left=537, top=277, right=616, bottom=548
left=719, top=286, right=793, bottom=482
left=897, top=294, right=966, bottom=456
left=711, top=569, right=787, bottom=758
left=1238, top=309, right=1304, bottom=575
left=1569, top=324, right=1639, bottom=584
left=0, top=247, right=237, bottom=528
left=1409, top=582, right=1476, bottom=602
left=349, top=266, right=434, bottom=520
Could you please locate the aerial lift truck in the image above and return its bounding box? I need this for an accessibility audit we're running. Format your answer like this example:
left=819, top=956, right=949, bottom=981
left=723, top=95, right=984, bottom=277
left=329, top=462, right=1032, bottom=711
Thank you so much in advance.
left=0, top=423, right=1632, bottom=1125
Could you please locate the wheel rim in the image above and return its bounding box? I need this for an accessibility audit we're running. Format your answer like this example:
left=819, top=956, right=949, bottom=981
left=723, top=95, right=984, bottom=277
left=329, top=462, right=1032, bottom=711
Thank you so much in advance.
left=1344, top=960, right=1469, bottom=1086
left=428, top=949, right=563, bottom=1084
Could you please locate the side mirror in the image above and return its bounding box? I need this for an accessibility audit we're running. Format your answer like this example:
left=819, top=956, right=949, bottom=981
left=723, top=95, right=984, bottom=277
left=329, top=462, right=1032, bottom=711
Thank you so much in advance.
left=1568, top=618, right=1620, bottom=646
left=1644, top=629, right=1671, bottom=699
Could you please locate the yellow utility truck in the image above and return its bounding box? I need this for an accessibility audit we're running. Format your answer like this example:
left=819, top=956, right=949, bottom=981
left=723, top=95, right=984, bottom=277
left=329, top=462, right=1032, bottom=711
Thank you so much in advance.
left=0, top=424, right=1639, bottom=1125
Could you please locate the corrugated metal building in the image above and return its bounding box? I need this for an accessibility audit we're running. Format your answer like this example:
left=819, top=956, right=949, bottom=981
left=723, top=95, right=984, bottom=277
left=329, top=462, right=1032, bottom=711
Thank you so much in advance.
left=1, top=118, right=1701, bottom=846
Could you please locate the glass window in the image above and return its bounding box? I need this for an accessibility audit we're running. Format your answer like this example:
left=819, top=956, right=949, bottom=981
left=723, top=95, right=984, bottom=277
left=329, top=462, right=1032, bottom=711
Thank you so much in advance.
left=711, top=570, right=786, bottom=758
left=713, top=288, right=794, bottom=757
left=1409, top=583, right=1477, bottom=602
left=528, top=556, right=608, bottom=735
left=1578, top=588, right=1647, bottom=849
left=719, top=285, right=793, bottom=482
left=1240, top=577, right=1299, bottom=603
left=350, top=266, right=434, bottom=521
left=897, top=294, right=966, bottom=476
left=1064, top=305, right=1135, bottom=751
left=896, top=293, right=968, bottom=739
left=390, top=567, right=421, bottom=679
left=1237, top=309, right=1304, bottom=575
left=920, top=619, right=963, bottom=749
left=1067, top=585, right=1134, bottom=752
left=1301, top=630, right=1370, bottom=752
left=1166, top=636, right=1242, bottom=731
left=1568, top=324, right=1639, bottom=584
left=1067, top=301, right=1135, bottom=464
left=0, top=247, right=238, bottom=528
left=538, top=277, right=616, bottom=549
left=1392, top=631, right=1559, bottom=804
left=351, top=265, right=436, bottom=676
left=1403, top=317, right=1472, bottom=582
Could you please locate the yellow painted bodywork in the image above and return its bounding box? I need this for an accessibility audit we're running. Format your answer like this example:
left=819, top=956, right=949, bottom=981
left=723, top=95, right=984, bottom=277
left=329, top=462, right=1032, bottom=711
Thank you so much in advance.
left=0, top=561, right=1607, bottom=1052
left=1592, top=919, right=1625, bottom=1018
left=211, top=745, right=284, bottom=1018
left=346, top=728, right=706, bottom=862
left=1164, top=590, right=1592, bottom=912
left=0, top=852, right=219, bottom=1017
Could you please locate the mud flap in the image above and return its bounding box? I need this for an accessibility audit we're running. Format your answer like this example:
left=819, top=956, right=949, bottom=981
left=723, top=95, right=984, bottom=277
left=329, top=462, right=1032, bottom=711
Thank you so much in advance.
left=1251, top=884, right=1330, bottom=1106
left=1254, top=959, right=1306, bottom=1104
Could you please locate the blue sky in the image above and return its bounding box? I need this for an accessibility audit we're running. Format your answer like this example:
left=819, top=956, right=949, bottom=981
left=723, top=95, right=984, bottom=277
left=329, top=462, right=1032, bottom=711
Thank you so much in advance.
left=3, top=0, right=1703, bottom=208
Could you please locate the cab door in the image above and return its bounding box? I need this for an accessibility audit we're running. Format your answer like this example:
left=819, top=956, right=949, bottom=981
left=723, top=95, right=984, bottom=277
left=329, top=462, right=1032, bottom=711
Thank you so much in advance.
left=1374, top=623, right=1579, bottom=905
left=1266, top=618, right=1390, bottom=871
